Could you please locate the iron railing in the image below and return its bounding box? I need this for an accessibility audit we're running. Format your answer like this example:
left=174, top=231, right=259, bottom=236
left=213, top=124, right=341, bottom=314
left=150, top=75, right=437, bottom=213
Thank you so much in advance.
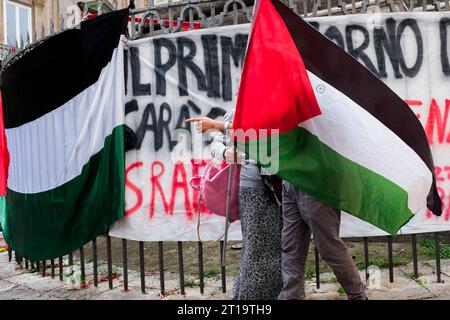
left=1, top=0, right=450, bottom=297
left=5, top=233, right=450, bottom=295
left=2, top=0, right=450, bottom=68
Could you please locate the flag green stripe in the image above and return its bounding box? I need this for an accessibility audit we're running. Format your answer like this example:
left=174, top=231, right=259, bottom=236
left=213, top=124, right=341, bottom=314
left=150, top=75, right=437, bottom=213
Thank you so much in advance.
left=238, top=127, right=414, bottom=234
left=0, top=197, right=6, bottom=234
left=3, top=125, right=125, bottom=260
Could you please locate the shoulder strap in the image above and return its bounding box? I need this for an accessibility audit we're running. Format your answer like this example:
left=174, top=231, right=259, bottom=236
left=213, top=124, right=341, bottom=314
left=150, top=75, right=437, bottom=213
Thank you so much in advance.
left=258, top=165, right=283, bottom=205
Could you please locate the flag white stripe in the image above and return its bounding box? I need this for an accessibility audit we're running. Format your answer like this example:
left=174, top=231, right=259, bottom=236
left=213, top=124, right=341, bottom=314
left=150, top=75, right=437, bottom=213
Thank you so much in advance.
left=6, top=43, right=125, bottom=194
left=301, top=71, right=432, bottom=213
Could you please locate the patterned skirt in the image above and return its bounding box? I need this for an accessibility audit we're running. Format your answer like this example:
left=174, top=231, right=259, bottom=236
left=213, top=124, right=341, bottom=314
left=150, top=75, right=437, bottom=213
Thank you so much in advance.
left=233, top=186, right=283, bottom=300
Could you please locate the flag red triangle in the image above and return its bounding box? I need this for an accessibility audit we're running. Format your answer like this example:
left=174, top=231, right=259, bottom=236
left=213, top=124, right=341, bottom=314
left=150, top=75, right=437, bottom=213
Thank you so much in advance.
left=233, top=0, right=321, bottom=136
left=0, top=93, right=9, bottom=196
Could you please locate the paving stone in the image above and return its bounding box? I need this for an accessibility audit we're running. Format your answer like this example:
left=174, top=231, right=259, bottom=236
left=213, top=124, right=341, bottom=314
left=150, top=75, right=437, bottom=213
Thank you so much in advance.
left=399, top=261, right=436, bottom=277
left=49, top=285, right=109, bottom=300
left=0, top=284, right=55, bottom=300
left=0, top=266, right=24, bottom=279
left=361, top=268, right=433, bottom=300
left=306, top=281, right=341, bottom=299
left=92, top=287, right=154, bottom=300
left=18, top=275, right=65, bottom=292
left=438, top=259, right=450, bottom=276
left=319, top=272, right=337, bottom=283
left=5, top=272, right=45, bottom=284
left=367, top=286, right=432, bottom=300
left=418, top=274, right=450, bottom=297
left=0, top=279, right=16, bottom=294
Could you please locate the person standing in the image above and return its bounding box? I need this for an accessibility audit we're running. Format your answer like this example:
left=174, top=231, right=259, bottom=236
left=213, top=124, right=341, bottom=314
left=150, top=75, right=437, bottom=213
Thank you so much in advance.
left=278, top=181, right=367, bottom=300
left=187, top=113, right=283, bottom=300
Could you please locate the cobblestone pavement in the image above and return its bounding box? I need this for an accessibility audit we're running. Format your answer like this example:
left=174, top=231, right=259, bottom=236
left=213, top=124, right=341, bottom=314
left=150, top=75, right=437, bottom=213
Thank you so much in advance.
left=1, top=251, right=450, bottom=300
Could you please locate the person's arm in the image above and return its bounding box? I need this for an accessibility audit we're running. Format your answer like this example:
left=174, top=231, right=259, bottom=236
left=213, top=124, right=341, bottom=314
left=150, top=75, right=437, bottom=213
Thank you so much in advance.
left=210, top=131, right=228, bottom=162
left=186, top=112, right=237, bottom=162
left=185, top=117, right=232, bottom=133
left=209, top=111, right=234, bottom=161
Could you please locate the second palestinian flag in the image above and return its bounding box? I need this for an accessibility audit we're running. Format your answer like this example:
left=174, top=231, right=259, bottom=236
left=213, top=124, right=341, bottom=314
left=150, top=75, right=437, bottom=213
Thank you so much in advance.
left=0, top=10, right=129, bottom=260
left=233, top=0, right=441, bottom=234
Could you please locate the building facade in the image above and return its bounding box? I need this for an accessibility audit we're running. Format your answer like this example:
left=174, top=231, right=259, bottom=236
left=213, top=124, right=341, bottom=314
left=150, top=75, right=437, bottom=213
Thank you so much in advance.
left=0, top=0, right=138, bottom=63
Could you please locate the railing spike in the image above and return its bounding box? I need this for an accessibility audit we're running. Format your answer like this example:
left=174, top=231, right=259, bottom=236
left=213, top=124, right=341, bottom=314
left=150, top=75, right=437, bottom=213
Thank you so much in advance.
left=98, top=0, right=104, bottom=15
left=60, top=13, right=65, bottom=31
left=50, top=18, right=54, bottom=35
left=82, top=3, right=89, bottom=20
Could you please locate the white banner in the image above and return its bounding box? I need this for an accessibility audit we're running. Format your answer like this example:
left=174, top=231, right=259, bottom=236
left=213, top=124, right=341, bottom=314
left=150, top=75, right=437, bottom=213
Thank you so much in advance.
left=109, top=12, right=450, bottom=240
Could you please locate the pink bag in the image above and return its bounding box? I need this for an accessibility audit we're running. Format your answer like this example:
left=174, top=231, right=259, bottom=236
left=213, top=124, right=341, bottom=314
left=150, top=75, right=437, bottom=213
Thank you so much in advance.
left=190, top=162, right=241, bottom=222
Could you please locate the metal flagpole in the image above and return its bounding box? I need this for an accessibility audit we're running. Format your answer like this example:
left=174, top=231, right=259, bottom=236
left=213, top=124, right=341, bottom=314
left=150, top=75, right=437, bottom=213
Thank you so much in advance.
left=221, top=143, right=237, bottom=268
left=220, top=0, right=258, bottom=269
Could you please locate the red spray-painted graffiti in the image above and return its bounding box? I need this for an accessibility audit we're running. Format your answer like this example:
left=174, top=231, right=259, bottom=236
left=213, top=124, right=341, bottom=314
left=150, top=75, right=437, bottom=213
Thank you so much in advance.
left=405, top=98, right=450, bottom=144
left=125, top=161, right=143, bottom=216
left=405, top=98, right=450, bottom=221
left=126, top=159, right=211, bottom=219
left=427, top=166, right=450, bottom=221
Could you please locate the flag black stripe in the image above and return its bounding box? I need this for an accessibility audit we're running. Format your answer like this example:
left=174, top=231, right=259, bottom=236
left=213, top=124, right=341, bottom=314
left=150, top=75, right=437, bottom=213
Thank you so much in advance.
left=270, top=0, right=441, bottom=215
left=0, top=9, right=128, bottom=129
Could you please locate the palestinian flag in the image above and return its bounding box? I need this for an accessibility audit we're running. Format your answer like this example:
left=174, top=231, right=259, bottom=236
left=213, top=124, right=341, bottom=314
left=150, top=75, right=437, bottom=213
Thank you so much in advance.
left=233, top=0, right=442, bottom=234
left=0, top=9, right=129, bottom=260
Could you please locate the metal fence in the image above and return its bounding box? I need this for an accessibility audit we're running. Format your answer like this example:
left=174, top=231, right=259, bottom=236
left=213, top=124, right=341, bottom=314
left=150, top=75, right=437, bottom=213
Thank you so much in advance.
left=4, top=232, right=450, bottom=295
left=3, top=0, right=450, bottom=66
left=1, top=0, right=450, bottom=297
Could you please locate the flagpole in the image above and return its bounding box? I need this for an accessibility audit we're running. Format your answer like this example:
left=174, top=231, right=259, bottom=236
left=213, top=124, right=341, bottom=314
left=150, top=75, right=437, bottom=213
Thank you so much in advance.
left=220, top=0, right=258, bottom=269
left=221, top=143, right=237, bottom=269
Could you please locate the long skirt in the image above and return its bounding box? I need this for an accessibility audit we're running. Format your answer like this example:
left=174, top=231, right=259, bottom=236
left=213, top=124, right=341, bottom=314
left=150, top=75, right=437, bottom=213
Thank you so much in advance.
left=233, top=186, right=283, bottom=300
